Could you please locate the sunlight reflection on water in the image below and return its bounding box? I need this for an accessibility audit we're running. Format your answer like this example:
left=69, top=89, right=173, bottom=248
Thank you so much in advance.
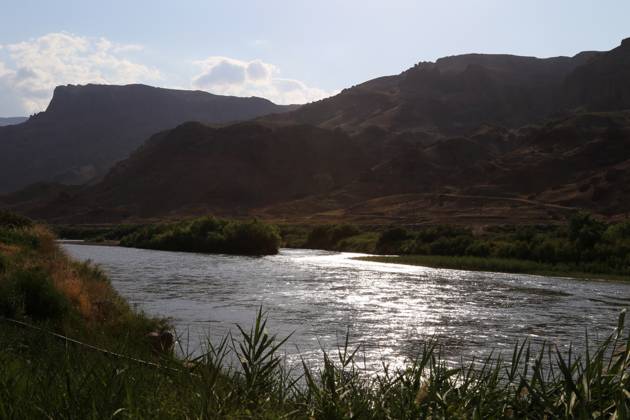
left=63, top=244, right=630, bottom=372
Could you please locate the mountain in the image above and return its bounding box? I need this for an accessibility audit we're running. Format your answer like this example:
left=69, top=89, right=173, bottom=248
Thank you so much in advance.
left=0, top=84, right=296, bottom=193
left=265, top=50, right=599, bottom=136
left=0, top=117, right=27, bottom=126
left=6, top=38, right=630, bottom=225
left=17, top=122, right=374, bottom=223
left=563, top=38, right=630, bottom=111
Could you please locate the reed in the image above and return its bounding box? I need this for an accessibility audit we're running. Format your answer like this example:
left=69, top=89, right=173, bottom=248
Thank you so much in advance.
left=2, top=308, right=629, bottom=418
left=2, top=215, right=629, bottom=418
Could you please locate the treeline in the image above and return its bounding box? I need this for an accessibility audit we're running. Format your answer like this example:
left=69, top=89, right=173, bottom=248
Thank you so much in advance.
left=375, top=212, right=630, bottom=275
left=119, top=216, right=281, bottom=256
left=302, top=224, right=379, bottom=253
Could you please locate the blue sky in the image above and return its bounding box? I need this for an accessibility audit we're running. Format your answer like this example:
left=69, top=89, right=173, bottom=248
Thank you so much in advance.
left=1, top=0, right=629, bottom=116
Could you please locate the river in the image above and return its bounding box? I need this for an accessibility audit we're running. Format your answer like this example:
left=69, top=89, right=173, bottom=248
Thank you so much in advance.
left=63, top=243, right=630, bottom=371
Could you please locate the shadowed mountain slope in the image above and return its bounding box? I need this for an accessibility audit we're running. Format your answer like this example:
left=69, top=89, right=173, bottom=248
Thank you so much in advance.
left=5, top=38, right=630, bottom=225
left=20, top=122, right=375, bottom=222
left=0, top=84, right=295, bottom=193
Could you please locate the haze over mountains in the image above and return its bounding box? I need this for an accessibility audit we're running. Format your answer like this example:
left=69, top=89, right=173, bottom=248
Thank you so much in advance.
left=0, top=84, right=295, bottom=193
left=0, top=117, right=27, bottom=127
left=3, top=38, right=630, bottom=224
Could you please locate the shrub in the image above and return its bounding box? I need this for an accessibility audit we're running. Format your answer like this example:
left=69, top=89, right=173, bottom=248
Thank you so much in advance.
left=337, top=232, right=379, bottom=253
left=569, top=212, right=606, bottom=261
left=120, top=217, right=280, bottom=255
left=0, top=211, right=33, bottom=229
left=0, top=228, right=40, bottom=249
left=305, top=224, right=360, bottom=250
left=429, top=235, right=473, bottom=256
left=0, top=269, right=69, bottom=322
left=223, top=220, right=281, bottom=255
left=465, top=240, right=491, bottom=257
left=376, top=227, right=409, bottom=253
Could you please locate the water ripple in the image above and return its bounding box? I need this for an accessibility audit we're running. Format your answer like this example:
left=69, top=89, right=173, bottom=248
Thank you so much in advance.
left=63, top=244, right=630, bottom=372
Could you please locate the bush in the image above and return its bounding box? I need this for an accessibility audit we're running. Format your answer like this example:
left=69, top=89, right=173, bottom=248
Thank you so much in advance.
left=465, top=240, right=491, bottom=257
left=337, top=232, right=379, bottom=253
left=223, top=220, right=281, bottom=255
left=0, top=211, right=33, bottom=229
left=0, top=228, right=40, bottom=249
left=120, top=217, right=280, bottom=255
left=0, top=269, right=69, bottom=322
left=305, top=224, right=361, bottom=250
left=376, top=227, right=409, bottom=253
left=429, top=235, right=473, bottom=256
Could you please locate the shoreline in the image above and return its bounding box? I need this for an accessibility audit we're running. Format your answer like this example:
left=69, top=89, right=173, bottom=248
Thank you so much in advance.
left=355, top=255, right=630, bottom=283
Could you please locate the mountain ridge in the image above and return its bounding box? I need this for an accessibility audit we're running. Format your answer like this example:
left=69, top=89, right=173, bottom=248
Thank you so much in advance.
left=0, top=84, right=297, bottom=193
left=4, top=37, right=630, bottom=225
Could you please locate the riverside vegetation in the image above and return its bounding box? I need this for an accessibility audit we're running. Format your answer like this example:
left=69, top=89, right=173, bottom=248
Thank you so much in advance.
left=282, top=213, right=630, bottom=279
left=1, top=212, right=630, bottom=417
left=56, top=212, right=630, bottom=279
left=64, top=216, right=283, bottom=255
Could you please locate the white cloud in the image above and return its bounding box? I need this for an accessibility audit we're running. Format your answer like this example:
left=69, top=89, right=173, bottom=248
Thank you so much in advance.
left=192, top=56, right=334, bottom=104
left=0, top=32, right=160, bottom=115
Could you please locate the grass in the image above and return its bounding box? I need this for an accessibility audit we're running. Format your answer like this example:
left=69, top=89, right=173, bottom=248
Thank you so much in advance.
left=3, top=215, right=630, bottom=417
left=356, top=255, right=630, bottom=281
left=2, top=305, right=630, bottom=418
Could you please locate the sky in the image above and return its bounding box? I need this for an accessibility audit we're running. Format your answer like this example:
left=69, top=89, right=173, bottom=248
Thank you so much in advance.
left=0, top=0, right=629, bottom=116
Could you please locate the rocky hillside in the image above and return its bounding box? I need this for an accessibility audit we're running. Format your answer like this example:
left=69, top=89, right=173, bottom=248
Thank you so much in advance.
left=5, top=38, right=630, bottom=225
left=20, top=122, right=375, bottom=222
left=0, top=84, right=295, bottom=193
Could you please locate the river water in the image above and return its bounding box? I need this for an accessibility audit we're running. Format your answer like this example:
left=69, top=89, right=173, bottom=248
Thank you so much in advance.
left=63, top=244, right=630, bottom=371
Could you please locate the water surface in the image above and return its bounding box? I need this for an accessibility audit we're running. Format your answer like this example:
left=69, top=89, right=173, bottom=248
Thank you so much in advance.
left=63, top=244, right=630, bottom=371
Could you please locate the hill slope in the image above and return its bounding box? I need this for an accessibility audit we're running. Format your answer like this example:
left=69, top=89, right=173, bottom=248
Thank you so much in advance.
left=0, top=84, right=295, bottom=193
left=21, top=122, right=375, bottom=222
left=265, top=50, right=599, bottom=136
left=6, top=38, right=630, bottom=225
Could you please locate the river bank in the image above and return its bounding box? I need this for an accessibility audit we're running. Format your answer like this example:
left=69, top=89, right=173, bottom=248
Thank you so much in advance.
left=3, top=213, right=630, bottom=417
left=356, top=255, right=630, bottom=282
left=55, top=213, right=630, bottom=281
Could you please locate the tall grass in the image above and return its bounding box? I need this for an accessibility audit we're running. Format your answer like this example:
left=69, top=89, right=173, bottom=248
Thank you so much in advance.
left=2, top=308, right=629, bottom=418
left=2, top=214, right=630, bottom=417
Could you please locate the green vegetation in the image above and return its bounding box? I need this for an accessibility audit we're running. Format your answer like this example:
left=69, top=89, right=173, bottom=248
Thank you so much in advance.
left=119, top=216, right=281, bottom=255
left=2, top=213, right=630, bottom=417
left=302, top=223, right=379, bottom=253
left=55, top=223, right=144, bottom=242
left=0, top=213, right=164, bottom=356
left=366, top=213, right=630, bottom=279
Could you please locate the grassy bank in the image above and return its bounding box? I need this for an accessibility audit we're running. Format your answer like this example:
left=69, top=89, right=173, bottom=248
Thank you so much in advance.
left=54, top=217, right=282, bottom=255
left=293, top=213, right=629, bottom=279
left=357, top=255, right=630, bottom=281
left=55, top=214, right=630, bottom=279
left=2, top=212, right=630, bottom=417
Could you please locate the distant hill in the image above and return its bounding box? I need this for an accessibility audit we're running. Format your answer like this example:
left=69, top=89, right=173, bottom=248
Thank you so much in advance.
left=0, top=84, right=296, bottom=193
left=15, top=122, right=374, bottom=223
left=0, top=117, right=27, bottom=126
left=264, top=50, right=599, bottom=136
left=6, top=38, right=630, bottom=225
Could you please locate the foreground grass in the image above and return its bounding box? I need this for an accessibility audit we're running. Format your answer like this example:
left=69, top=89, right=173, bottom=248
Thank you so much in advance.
left=357, top=255, right=630, bottom=282
left=3, top=307, right=630, bottom=418
left=3, top=214, right=630, bottom=418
